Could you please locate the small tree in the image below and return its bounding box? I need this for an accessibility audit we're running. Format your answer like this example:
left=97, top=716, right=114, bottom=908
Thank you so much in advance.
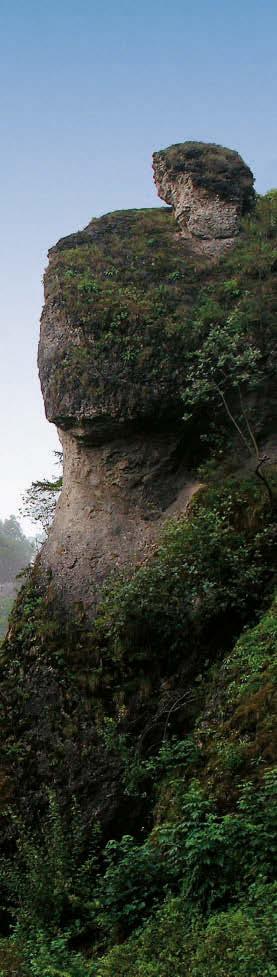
left=20, top=453, right=63, bottom=533
left=182, top=313, right=273, bottom=503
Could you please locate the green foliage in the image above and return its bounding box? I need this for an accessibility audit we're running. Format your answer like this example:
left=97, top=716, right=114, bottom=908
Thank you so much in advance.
left=182, top=192, right=277, bottom=457
left=0, top=932, right=91, bottom=977
left=93, top=884, right=277, bottom=977
left=189, top=885, right=277, bottom=977
left=95, top=835, right=166, bottom=937
left=93, top=768, right=276, bottom=941
left=194, top=595, right=277, bottom=793
left=94, top=474, right=277, bottom=678
left=1, top=596, right=276, bottom=974
left=1, top=792, right=99, bottom=939
left=182, top=313, right=262, bottom=449
left=20, top=452, right=63, bottom=531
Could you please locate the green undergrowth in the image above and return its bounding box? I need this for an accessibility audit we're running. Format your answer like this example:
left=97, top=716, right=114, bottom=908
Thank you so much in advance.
left=0, top=598, right=276, bottom=975
left=89, top=597, right=277, bottom=976
left=1, top=473, right=277, bottom=975
left=2, top=471, right=276, bottom=750
left=92, top=883, right=277, bottom=977
left=92, top=472, right=277, bottom=684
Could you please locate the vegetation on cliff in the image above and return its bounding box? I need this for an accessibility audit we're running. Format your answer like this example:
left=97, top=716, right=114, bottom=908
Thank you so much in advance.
left=0, top=188, right=276, bottom=975
left=40, top=192, right=276, bottom=452
left=40, top=206, right=202, bottom=427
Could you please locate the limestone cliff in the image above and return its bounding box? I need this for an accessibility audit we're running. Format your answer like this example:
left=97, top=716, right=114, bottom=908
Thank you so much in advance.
left=38, top=141, right=254, bottom=611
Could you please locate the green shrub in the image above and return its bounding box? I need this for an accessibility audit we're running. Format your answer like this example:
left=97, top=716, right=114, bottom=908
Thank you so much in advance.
left=1, top=793, right=99, bottom=939
left=94, top=474, right=277, bottom=679
left=94, top=768, right=276, bottom=940
left=95, top=834, right=167, bottom=938
left=93, top=883, right=277, bottom=977
left=20, top=931, right=90, bottom=977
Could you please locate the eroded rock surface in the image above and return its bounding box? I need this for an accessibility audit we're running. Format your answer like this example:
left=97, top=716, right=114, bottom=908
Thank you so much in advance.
left=153, top=141, right=254, bottom=256
left=42, top=428, right=201, bottom=608
left=38, top=141, right=254, bottom=611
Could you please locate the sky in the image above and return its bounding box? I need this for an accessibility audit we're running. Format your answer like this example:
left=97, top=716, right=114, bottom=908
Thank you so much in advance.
left=0, top=0, right=276, bottom=534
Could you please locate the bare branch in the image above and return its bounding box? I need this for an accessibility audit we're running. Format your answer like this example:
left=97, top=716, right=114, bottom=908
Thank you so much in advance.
left=255, top=455, right=274, bottom=508
left=214, top=383, right=253, bottom=456
left=238, top=387, right=260, bottom=459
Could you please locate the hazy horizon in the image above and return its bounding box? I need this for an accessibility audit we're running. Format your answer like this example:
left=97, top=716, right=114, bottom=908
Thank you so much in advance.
left=1, top=0, right=276, bottom=535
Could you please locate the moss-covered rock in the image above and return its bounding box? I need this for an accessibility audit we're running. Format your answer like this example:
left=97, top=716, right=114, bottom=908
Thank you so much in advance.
left=39, top=207, right=203, bottom=432
left=153, top=141, right=254, bottom=207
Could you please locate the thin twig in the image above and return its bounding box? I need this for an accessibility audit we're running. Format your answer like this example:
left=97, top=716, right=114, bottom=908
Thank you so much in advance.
left=214, top=383, right=252, bottom=456
left=238, top=387, right=259, bottom=459
left=163, top=690, right=194, bottom=742
left=255, top=455, right=274, bottom=508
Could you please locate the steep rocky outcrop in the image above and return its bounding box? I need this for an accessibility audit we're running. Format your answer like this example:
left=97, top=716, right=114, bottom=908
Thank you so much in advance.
left=1, top=145, right=276, bottom=976
left=38, top=142, right=254, bottom=611
left=153, top=141, right=254, bottom=256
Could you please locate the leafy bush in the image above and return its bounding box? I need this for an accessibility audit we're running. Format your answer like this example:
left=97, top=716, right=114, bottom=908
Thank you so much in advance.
left=95, top=835, right=167, bottom=938
left=1, top=792, right=99, bottom=940
left=19, top=931, right=91, bottom=977
left=94, top=474, right=277, bottom=679
left=95, top=768, right=277, bottom=939
left=93, top=883, right=277, bottom=977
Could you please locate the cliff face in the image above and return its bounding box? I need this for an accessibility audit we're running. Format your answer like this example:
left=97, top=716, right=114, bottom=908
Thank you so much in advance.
left=38, top=206, right=201, bottom=609
left=38, top=142, right=254, bottom=611
left=1, top=146, right=276, bottom=977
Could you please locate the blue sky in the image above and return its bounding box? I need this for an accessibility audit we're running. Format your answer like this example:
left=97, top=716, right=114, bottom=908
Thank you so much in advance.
left=0, top=0, right=276, bottom=532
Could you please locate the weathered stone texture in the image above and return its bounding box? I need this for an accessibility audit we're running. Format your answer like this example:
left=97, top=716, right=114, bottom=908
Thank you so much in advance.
left=153, top=141, right=254, bottom=255
left=38, top=141, right=254, bottom=611
left=41, top=427, right=201, bottom=610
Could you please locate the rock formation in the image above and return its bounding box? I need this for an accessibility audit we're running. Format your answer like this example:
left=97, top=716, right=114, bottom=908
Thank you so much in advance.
left=38, top=142, right=254, bottom=611
left=2, top=143, right=276, bottom=977
left=153, top=141, right=254, bottom=256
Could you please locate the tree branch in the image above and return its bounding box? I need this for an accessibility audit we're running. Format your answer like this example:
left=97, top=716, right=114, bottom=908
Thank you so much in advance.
left=238, top=387, right=260, bottom=459
left=214, top=383, right=253, bottom=456
left=255, top=455, right=274, bottom=508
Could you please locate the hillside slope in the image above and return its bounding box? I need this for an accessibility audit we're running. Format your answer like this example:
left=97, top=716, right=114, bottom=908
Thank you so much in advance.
left=0, top=144, right=276, bottom=976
